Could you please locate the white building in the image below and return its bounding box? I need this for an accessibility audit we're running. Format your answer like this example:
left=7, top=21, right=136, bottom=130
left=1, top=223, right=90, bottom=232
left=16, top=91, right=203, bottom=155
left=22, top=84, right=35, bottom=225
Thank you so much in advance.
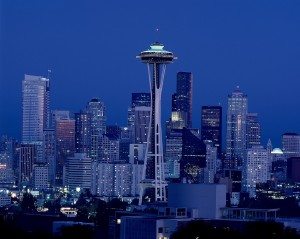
left=33, top=164, right=49, bottom=190
left=245, top=146, right=268, bottom=197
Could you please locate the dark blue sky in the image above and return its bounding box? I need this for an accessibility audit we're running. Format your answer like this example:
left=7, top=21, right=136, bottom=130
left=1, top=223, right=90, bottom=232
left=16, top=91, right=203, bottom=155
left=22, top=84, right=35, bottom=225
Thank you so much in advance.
left=1, top=0, right=300, bottom=147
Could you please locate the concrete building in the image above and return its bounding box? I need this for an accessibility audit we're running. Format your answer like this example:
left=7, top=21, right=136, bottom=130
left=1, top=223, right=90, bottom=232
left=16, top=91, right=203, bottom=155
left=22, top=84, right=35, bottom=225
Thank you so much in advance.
left=168, top=183, right=226, bottom=219
left=245, top=146, right=268, bottom=197
left=33, top=163, right=49, bottom=190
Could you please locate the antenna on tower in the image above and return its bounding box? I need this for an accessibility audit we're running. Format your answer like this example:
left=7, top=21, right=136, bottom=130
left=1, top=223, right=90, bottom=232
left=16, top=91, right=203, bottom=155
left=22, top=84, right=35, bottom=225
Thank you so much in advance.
left=155, top=27, right=160, bottom=43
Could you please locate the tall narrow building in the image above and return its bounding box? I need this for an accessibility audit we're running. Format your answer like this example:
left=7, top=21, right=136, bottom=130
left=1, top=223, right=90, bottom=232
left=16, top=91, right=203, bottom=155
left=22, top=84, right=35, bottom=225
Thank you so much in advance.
left=86, top=98, right=106, bottom=160
left=55, top=112, right=75, bottom=186
left=246, top=113, right=261, bottom=149
left=225, top=87, right=248, bottom=169
left=75, top=111, right=91, bottom=155
left=172, top=72, right=193, bottom=128
left=22, top=74, right=50, bottom=143
left=201, top=106, right=222, bottom=158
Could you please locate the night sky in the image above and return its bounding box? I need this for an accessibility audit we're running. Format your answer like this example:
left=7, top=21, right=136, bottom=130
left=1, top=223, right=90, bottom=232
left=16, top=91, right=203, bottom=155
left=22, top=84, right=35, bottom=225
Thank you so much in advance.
left=1, top=0, right=300, bottom=147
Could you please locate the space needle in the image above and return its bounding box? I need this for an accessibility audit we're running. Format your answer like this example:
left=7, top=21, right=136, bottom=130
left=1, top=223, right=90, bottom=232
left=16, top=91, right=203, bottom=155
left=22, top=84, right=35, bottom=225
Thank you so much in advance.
left=137, top=42, right=176, bottom=204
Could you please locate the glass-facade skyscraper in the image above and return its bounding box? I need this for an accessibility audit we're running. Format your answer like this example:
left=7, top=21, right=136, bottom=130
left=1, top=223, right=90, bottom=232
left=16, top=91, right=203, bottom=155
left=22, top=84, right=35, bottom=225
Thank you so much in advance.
left=172, top=72, right=193, bottom=128
left=22, top=74, right=50, bottom=143
left=86, top=98, right=106, bottom=160
left=226, top=87, right=248, bottom=169
left=201, top=106, right=222, bottom=158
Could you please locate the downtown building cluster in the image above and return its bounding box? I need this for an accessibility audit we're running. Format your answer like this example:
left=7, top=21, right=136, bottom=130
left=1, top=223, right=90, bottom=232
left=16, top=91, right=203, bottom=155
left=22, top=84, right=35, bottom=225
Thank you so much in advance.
left=0, top=54, right=300, bottom=209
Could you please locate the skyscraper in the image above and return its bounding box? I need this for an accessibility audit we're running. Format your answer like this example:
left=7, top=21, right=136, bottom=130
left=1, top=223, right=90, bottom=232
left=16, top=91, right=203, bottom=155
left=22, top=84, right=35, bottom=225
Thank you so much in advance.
left=134, top=106, right=151, bottom=144
left=131, top=93, right=151, bottom=108
left=19, top=144, right=36, bottom=185
left=55, top=114, right=75, bottom=186
left=201, top=106, right=222, bottom=158
left=22, top=74, right=50, bottom=143
left=282, top=133, right=300, bottom=159
left=86, top=98, right=106, bottom=160
left=65, top=153, right=92, bottom=191
left=180, top=128, right=206, bottom=184
left=75, top=111, right=91, bottom=155
left=245, top=146, right=268, bottom=197
left=172, top=72, right=193, bottom=128
left=137, top=42, right=176, bottom=203
left=225, top=87, right=248, bottom=169
left=246, top=113, right=261, bottom=149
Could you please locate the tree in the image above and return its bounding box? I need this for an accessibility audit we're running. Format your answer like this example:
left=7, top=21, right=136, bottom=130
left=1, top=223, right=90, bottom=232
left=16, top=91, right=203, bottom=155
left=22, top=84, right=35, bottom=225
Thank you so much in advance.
left=20, top=192, right=36, bottom=212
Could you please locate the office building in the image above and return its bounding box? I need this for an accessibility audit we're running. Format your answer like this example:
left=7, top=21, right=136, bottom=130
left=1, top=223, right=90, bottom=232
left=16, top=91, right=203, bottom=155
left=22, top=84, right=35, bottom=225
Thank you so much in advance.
left=287, top=157, right=300, bottom=182
left=165, top=129, right=182, bottom=179
left=55, top=115, right=75, bottom=185
left=86, top=98, right=106, bottom=160
left=65, top=153, right=92, bottom=191
left=204, top=141, right=218, bottom=184
left=246, top=113, right=261, bottom=149
left=19, top=144, right=36, bottom=185
left=172, top=72, right=193, bottom=128
left=134, top=106, right=150, bottom=144
left=75, top=111, right=91, bottom=155
left=201, top=106, right=222, bottom=157
left=225, top=87, right=248, bottom=169
left=33, top=163, right=49, bottom=190
left=282, top=133, right=300, bottom=159
left=180, top=128, right=206, bottom=183
left=43, top=129, right=56, bottom=185
left=245, top=146, right=268, bottom=198
left=22, top=74, right=50, bottom=143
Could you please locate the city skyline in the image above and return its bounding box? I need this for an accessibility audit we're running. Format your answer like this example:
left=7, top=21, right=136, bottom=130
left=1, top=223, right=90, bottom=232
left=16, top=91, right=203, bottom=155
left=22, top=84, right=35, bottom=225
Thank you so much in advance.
left=2, top=1, right=300, bottom=147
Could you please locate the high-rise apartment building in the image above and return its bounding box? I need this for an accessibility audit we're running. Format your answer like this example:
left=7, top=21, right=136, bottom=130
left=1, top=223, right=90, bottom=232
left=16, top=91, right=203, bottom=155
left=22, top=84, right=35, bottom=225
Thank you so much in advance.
left=226, top=87, right=248, bottom=169
left=201, top=106, right=222, bottom=158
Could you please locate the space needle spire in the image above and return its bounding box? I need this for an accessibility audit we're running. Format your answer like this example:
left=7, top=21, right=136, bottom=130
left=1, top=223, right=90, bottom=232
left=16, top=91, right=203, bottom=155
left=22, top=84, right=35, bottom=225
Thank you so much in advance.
left=137, top=42, right=177, bottom=204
